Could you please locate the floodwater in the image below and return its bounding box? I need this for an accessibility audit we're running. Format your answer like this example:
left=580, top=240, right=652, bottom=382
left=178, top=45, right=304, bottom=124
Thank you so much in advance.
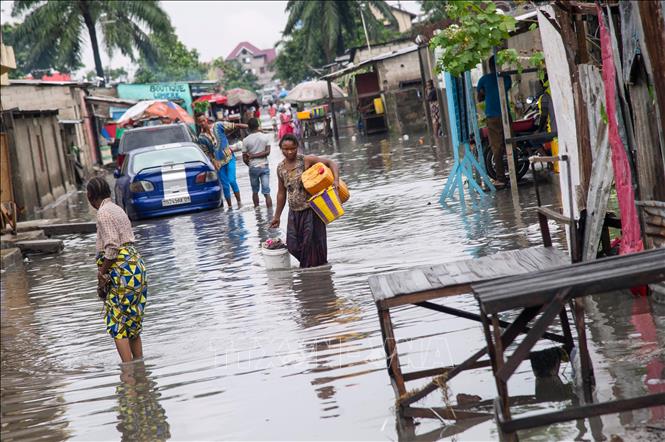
left=2, top=132, right=664, bottom=441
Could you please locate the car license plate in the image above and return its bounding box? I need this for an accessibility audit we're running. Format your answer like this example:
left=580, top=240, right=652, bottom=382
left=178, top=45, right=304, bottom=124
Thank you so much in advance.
left=162, top=195, right=191, bottom=206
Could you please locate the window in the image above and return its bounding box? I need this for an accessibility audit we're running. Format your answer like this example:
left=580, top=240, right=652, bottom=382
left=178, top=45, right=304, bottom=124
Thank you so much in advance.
left=260, top=67, right=265, bottom=74
left=251, top=68, right=256, bottom=74
left=244, top=57, right=251, bottom=64
left=130, top=145, right=205, bottom=174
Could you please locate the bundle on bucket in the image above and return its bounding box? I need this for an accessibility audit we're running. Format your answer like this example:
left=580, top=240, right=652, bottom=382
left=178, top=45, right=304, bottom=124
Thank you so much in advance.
left=261, top=237, right=290, bottom=269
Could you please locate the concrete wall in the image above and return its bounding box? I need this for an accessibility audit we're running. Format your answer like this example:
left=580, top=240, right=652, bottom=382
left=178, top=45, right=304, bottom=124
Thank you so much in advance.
left=1, top=83, right=94, bottom=171
left=3, top=111, right=74, bottom=217
left=375, top=51, right=422, bottom=91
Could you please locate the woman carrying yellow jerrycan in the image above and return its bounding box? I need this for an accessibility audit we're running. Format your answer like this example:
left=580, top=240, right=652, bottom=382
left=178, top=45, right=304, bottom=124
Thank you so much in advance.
left=270, top=134, right=344, bottom=268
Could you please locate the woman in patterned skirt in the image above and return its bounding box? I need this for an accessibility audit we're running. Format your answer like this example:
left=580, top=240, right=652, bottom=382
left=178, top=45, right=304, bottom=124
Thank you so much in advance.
left=270, top=134, right=340, bottom=268
left=88, top=177, right=147, bottom=362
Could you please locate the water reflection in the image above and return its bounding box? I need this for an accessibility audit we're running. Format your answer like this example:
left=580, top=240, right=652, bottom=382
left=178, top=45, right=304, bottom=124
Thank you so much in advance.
left=2, top=130, right=660, bottom=441
left=115, top=360, right=170, bottom=441
left=0, top=262, right=70, bottom=441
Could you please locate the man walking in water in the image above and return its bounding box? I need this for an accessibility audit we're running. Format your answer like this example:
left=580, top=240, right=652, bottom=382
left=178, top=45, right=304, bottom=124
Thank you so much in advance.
left=242, top=118, right=273, bottom=208
left=477, top=56, right=512, bottom=188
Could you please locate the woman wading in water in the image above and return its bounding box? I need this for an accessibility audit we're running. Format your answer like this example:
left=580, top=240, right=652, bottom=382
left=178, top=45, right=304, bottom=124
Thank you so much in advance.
left=270, top=134, right=340, bottom=268
left=88, top=177, right=147, bottom=362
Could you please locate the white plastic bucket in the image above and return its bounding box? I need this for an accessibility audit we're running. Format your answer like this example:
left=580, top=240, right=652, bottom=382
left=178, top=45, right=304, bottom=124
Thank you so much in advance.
left=262, top=247, right=291, bottom=270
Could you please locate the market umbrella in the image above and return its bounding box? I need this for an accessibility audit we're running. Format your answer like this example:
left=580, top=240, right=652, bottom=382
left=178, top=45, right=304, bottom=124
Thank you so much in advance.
left=284, top=80, right=346, bottom=103
left=194, top=93, right=227, bottom=105
left=225, top=88, right=258, bottom=107
left=117, top=100, right=193, bottom=127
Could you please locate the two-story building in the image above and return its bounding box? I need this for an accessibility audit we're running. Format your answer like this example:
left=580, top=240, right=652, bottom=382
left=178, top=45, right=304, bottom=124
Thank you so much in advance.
left=225, top=42, right=276, bottom=88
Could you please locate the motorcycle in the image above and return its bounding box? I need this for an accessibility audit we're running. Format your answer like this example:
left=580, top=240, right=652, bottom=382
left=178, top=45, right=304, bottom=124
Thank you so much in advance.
left=480, top=95, right=550, bottom=182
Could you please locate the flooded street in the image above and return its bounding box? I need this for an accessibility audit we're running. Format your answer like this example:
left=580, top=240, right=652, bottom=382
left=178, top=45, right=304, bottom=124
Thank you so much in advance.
left=2, top=133, right=663, bottom=441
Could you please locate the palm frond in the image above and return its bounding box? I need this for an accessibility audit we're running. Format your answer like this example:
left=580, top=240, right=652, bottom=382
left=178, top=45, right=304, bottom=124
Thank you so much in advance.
left=284, top=0, right=307, bottom=34
left=11, top=0, right=45, bottom=17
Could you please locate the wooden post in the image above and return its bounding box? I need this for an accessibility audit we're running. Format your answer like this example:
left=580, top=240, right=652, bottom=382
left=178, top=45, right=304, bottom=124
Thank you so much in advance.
left=554, top=4, right=592, bottom=209
left=417, top=45, right=433, bottom=135
left=327, top=79, right=339, bottom=141
left=491, top=314, right=516, bottom=442
left=497, top=74, right=519, bottom=204
left=572, top=298, right=595, bottom=403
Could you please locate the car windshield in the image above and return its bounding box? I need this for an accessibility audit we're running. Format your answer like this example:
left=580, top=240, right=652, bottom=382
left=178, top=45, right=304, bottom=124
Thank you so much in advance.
left=121, top=126, right=189, bottom=152
left=130, top=145, right=205, bottom=174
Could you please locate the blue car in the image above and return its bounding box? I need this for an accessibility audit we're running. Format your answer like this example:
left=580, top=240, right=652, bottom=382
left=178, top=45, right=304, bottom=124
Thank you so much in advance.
left=114, top=142, right=222, bottom=220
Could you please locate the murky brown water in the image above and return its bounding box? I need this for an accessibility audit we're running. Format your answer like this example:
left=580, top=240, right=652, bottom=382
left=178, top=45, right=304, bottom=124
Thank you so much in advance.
left=2, top=132, right=663, bottom=440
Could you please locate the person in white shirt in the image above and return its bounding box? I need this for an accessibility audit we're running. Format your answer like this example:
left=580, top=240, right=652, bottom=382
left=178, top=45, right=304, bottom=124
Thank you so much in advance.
left=242, top=118, right=273, bottom=208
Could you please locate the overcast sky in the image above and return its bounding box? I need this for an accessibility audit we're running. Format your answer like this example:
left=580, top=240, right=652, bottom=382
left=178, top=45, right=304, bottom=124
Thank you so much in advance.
left=1, top=0, right=422, bottom=76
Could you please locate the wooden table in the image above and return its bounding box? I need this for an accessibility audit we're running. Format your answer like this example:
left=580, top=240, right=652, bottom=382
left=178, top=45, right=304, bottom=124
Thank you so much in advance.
left=472, top=247, right=665, bottom=440
left=368, top=245, right=569, bottom=421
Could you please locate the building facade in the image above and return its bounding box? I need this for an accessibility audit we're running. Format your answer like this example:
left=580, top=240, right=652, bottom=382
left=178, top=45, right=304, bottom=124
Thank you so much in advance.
left=226, top=42, right=276, bottom=88
left=1, top=81, right=98, bottom=173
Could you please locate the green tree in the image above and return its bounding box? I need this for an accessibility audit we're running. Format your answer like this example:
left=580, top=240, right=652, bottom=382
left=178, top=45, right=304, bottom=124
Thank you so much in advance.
left=2, top=21, right=82, bottom=77
left=210, top=58, right=261, bottom=93
left=273, top=28, right=326, bottom=87
left=283, top=0, right=398, bottom=63
left=133, top=33, right=206, bottom=83
left=419, top=0, right=452, bottom=23
left=429, top=1, right=516, bottom=76
left=11, top=0, right=172, bottom=85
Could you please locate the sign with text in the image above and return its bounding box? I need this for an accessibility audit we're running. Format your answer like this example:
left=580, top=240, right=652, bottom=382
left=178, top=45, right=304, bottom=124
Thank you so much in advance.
left=117, top=82, right=193, bottom=114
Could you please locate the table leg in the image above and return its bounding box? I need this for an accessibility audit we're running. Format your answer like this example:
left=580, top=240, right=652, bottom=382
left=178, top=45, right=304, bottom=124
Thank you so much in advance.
left=377, top=306, right=407, bottom=399
left=573, top=298, right=595, bottom=403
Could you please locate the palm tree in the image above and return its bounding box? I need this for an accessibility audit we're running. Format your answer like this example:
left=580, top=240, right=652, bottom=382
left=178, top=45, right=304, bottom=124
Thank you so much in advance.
left=11, top=0, right=172, bottom=84
left=284, top=0, right=398, bottom=63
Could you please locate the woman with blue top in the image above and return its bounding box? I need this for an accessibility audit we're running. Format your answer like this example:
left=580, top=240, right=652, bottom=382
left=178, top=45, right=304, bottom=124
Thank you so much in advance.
left=195, top=112, right=247, bottom=209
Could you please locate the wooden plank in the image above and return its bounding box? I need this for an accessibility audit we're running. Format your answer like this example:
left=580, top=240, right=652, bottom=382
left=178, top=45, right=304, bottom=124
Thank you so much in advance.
left=486, top=249, right=664, bottom=300
left=380, top=284, right=472, bottom=309
left=538, top=207, right=572, bottom=225
left=497, top=74, right=519, bottom=204
left=369, top=247, right=567, bottom=301
left=538, top=7, right=582, bottom=231
left=475, top=247, right=664, bottom=298
left=579, top=64, right=613, bottom=262
left=501, top=393, right=665, bottom=433
left=638, top=1, right=665, bottom=152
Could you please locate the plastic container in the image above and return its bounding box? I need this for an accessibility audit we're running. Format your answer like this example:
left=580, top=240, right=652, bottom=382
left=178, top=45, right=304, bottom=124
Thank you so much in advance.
left=302, top=163, right=350, bottom=202
left=308, top=186, right=345, bottom=224
left=337, top=179, right=350, bottom=203
left=297, top=111, right=311, bottom=120
left=373, top=97, right=384, bottom=115
left=302, top=162, right=334, bottom=195
left=262, top=247, right=291, bottom=270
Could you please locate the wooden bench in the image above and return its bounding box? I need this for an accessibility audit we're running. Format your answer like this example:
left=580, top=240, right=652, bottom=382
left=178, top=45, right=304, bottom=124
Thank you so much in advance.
left=368, top=245, right=569, bottom=421
left=472, top=247, right=665, bottom=440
